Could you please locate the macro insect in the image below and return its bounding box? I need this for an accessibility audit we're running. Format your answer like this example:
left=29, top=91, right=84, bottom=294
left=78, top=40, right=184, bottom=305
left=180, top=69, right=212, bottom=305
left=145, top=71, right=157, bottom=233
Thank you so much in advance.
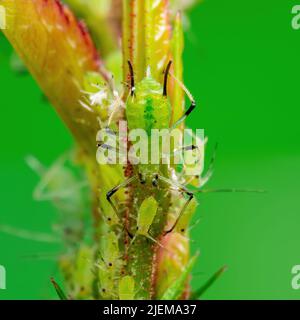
left=103, top=60, right=199, bottom=234
left=127, top=196, right=160, bottom=247
left=96, top=231, right=124, bottom=299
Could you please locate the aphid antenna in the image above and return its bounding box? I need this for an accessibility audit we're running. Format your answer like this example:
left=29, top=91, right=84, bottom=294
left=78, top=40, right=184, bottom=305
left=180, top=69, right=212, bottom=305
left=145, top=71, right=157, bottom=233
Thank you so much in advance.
left=163, top=61, right=172, bottom=97
left=145, top=233, right=166, bottom=250
left=125, top=229, right=167, bottom=252
left=91, top=82, right=104, bottom=90
left=169, top=70, right=194, bottom=103
left=127, top=60, right=135, bottom=96
left=196, top=188, right=266, bottom=194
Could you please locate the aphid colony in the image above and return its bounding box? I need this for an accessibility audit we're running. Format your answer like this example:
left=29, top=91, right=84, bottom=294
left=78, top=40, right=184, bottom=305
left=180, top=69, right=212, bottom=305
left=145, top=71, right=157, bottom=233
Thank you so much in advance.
left=76, top=60, right=208, bottom=300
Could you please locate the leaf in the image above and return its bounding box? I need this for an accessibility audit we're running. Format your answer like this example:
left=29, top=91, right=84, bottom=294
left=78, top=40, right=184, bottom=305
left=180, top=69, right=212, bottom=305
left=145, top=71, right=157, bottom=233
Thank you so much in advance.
left=0, top=0, right=108, bottom=154
left=191, top=266, right=227, bottom=300
left=155, top=233, right=189, bottom=299
left=51, top=277, right=68, bottom=300
left=160, top=253, right=198, bottom=300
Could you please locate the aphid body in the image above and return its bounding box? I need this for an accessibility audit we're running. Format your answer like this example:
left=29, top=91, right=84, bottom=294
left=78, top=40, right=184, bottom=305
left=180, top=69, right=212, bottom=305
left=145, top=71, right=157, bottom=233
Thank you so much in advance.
left=125, top=66, right=171, bottom=183
left=136, top=196, right=158, bottom=236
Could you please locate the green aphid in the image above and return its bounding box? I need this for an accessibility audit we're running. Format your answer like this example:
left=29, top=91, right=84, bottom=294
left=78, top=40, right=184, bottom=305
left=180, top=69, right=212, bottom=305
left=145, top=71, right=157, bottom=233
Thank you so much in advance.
left=174, top=198, right=198, bottom=235
left=129, top=196, right=159, bottom=246
left=106, top=61, right=197, bottom=234
left=71, top=245, right=95, bottom=299
left=118, top=275, right=135, bottom=300
left=97, top=232, right=122, bottom=299
left=101, top=231, right=120, bottom=269
left=136, top=196, right=158, bottom=236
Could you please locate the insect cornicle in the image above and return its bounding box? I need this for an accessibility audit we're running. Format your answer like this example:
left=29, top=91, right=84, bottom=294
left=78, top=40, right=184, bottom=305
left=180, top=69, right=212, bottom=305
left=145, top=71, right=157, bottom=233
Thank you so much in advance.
left=103, top=60, right=197, bottom=235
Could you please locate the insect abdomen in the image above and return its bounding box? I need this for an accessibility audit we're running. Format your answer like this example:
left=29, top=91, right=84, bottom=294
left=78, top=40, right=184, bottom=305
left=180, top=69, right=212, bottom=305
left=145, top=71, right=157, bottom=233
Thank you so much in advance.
left=126, top=77, right=171, bottom=135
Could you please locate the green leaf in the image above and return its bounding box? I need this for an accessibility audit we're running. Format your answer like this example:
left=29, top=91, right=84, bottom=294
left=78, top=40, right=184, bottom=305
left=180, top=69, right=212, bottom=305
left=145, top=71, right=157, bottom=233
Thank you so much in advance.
left=191, top=266, right=227, bottom=300
left=160, top=253, right=199, bottom=300
left=51, top=278, right=68, bottom=300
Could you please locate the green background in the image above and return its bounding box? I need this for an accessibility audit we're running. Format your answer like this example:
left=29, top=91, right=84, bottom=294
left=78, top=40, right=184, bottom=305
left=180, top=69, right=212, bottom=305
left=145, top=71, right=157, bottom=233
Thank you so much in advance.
left=0, top=0, right=300, bottom=299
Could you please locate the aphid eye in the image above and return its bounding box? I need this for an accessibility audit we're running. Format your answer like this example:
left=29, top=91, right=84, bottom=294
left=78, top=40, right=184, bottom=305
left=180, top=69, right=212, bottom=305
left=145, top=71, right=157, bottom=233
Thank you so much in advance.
left=152, top=179, right=158, bottom=187
left=108, top=217, right=112, bottom=221
left=108, top=262, right=113, bottom=267
left=181, top=228, right=185, bottom=233
left=138, top=173, right=146, bottom=184
left=136, top=226, right=139, bottom=230
left=102, top=288, right=106, bottom=293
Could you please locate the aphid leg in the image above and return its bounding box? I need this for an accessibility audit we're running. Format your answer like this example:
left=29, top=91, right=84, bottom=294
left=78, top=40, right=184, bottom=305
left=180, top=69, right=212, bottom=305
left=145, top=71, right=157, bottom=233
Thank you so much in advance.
left=154, top=175, right=194, bottom=234
left=96, top=142, right=125, bottom=161
left=107, top=91, right=124, bottom=127
left=199, top=142, right=218, bottom=188
left=145, top=234, right=168, bottom=250
left=126, top=231, right=166, bottom=251
left=165, top=144, right=198, bottom=160
left=196, top=188, right=266, bottom=194
left=106, top=175, right=138, bottom=218
left=0, top=225, right=58, bottom=243
left=170, top=72, right=196, bottom=129
left=127, top=61, right=135, bottom=96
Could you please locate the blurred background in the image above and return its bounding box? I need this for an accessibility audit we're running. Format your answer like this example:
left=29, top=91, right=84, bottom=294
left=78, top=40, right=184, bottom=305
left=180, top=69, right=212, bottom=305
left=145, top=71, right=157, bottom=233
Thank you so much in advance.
left=0, top=0, right=300, bottom=299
